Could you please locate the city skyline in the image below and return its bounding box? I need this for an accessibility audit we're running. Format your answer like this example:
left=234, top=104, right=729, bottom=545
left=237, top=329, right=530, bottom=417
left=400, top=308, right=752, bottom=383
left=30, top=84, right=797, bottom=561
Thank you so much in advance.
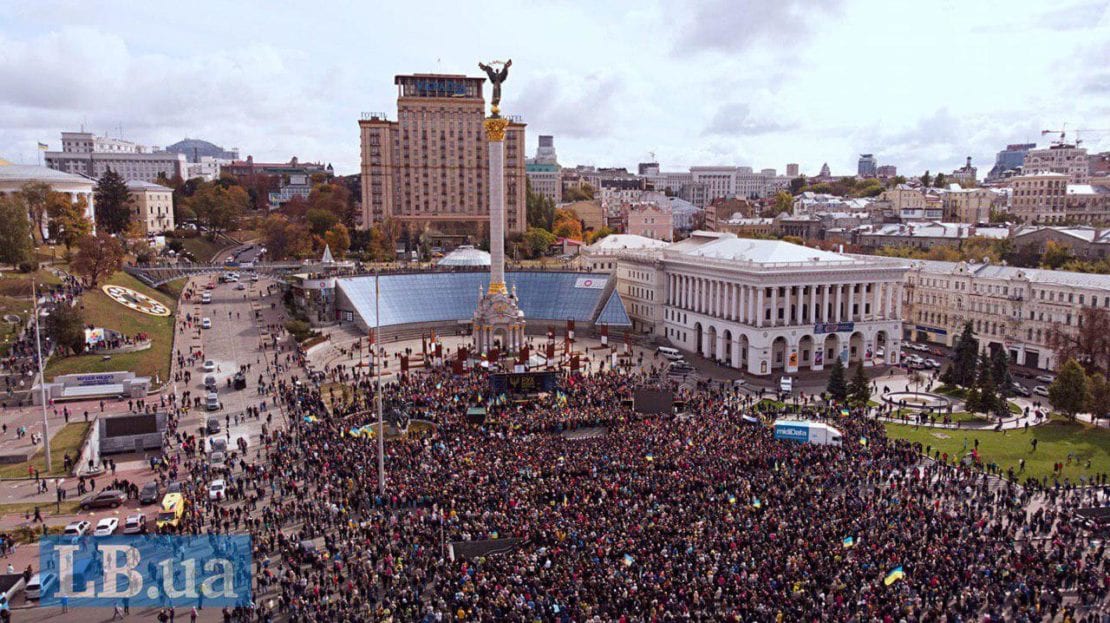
left=0, top=0, right=1107, bottom=176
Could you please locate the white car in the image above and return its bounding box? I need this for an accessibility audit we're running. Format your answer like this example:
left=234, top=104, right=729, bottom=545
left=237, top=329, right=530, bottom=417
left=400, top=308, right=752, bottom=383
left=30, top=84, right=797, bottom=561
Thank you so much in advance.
left=25, top=572, right=57, bottom=601
left=924, top=358, right=940, bottom=369
left=201, top=317, right=212, bottom=329
left=1035, top=375, right=1055, bottom=384
left=203, top=360, right=217, bottom=373
left=63, top=520, right=91, bottom=537
left=122, top=514, right=147, bottom=535
left=235, top=283, right=246, bottom=291
left=208, top=479, right=226, bottom=501
left=94, top=517, right=119, bottom=536
left=1033, top=385, right=1050, bottom=397
left=201, top=292, right=212, bottom=304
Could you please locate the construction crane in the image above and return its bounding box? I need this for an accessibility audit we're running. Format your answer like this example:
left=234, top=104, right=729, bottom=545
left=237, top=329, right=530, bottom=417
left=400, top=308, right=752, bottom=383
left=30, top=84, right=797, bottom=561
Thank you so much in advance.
left=1041, top=125, right=1072, bottom=147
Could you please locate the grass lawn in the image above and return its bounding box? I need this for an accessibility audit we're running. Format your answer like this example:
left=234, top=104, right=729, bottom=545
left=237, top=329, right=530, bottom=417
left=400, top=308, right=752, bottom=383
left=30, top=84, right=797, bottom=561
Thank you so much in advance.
left=177, top=236, right=228, bottom=263
left=0, top=422, right=91, bottom=478
left=886, top=418, right=1110, bottom=482
left=949, top=411, right=989, bottom=423
left=158, top=277, right=188, bottom=300
left=1008, top=401, right=1022, bottom=414
left=45, top=272, right=177, bottom=386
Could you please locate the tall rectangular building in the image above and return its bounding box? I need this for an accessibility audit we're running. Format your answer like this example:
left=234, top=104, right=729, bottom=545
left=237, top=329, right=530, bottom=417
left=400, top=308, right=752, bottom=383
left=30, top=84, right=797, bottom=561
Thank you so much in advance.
left=358, top=73, right=526, bottom=236
left=44, top=131, right=187, bottom=183
left=857, top=154, right=877, bottom=178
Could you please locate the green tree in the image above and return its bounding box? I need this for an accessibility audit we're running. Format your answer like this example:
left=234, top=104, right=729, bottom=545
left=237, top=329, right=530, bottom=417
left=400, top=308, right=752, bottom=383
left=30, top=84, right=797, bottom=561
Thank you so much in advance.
left=933, top=173, right=946, bottom=188
left=827, top=358, right=848, bottom=402
left=306, top=208, right=339, bottom=237
left=526, top=180, right=556, bottom=230
left=71, top=232, right=125, bottom=286
left=767, top=191, right=793, bottom=217
left=586, top=226, right=613, bottom=245
left=0, top=195, right=34, bottom=267
left=522, top=227, right=557, bottom=259
left=94, top=169, right=132, bottom=234
left=849, top=361, right=871, bottom=407
left=1087, top=373, right=1110, bottom=420
left=920, top=171, right=932, bottom=187
left=562, top=184, right=595, bottom=202
left=46, top=303, right=86, bottom=356
left=789, top=176, right=806, bottom=194
left=968, top=352, right=1003, bottom=416
left=942, top=323, right=979, bottom=387
left=989, top=348, right=1013, bottom=391
left=19, top=181, right=52, bottom=243
left=1048, top=359, right=1090, bottom=420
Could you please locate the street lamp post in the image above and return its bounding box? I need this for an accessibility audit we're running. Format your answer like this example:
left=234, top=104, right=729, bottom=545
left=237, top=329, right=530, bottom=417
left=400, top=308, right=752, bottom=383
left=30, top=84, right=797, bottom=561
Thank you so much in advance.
left=32, top=281, right=52, bottom=472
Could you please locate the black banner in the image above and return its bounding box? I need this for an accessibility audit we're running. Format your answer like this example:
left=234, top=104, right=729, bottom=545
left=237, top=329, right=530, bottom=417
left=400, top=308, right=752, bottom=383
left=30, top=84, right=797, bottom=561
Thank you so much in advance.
left=491, top=371, right=558, bottom=395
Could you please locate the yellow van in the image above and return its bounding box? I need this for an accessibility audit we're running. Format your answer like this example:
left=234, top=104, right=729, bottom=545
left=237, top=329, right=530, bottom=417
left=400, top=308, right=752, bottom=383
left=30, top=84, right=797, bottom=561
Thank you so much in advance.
left=156, top=493, right=185, bottom=530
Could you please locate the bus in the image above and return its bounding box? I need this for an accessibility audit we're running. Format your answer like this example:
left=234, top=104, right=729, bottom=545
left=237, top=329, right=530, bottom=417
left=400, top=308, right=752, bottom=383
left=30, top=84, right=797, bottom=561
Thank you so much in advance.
left=156, top=493, right=185, bottom=530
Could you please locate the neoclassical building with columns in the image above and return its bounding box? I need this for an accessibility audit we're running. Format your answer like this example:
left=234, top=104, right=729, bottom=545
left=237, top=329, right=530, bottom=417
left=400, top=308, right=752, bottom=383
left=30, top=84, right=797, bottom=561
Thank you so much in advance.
left=613, top=232, right=909, bottom=376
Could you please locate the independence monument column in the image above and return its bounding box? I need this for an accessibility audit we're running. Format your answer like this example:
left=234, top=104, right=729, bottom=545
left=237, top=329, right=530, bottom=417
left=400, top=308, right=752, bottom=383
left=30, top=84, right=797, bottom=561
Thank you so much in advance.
left=472, top=59, right=525, bottom=356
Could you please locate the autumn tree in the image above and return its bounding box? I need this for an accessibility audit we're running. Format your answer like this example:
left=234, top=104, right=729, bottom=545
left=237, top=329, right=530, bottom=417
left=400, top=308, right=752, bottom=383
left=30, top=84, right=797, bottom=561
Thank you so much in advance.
left=307, top=183, right=355, bottom=226
left=523, top=227, right=557, bottom=258
left=19, top=181, right=51, bottom=243
left=526, top=180, right=556, bottom=230
left=0, top=195, right=34, bottom=268
left=1046, top=307, right=1110, bottom=376
left=767, top=191, right=793, bottom=217
left=71, top=232, right=125, bottom=286
left=306, top=208, right=339, bottom=237
left=1040, top=241, right=1073, bottom=269
left=324, top=224, right=351, bottom=259
left=191, top=182, right=247, bottom=236
left=46, top=192, right=92, bottom=254
left=94, top=169, right=132, bottom=234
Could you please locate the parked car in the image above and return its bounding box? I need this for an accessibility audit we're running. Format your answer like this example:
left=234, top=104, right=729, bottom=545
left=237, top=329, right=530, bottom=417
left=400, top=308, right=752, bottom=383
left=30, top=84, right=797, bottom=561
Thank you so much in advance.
left=166, top=481, right=183, bottom=494
left=25, top=572, right=57, bottom=601
left=235, top=283, right=246, bottom=291
left=122, top=514, right=147, bottom=535
left=139, top=482, right=161, bottom=505
left=205, top=392, right=221, bottom=411
left=204, top=375, right=217, bottom=391
left=209, top=437, right=228, bottom=454
left=208, top=479, right=226, bottom=501
left=924, top=358, right=940, bottom=369
left=1011, top=382, right=1032, bottom=397
left=63, top=520, right=91, bottom=537
left=80, top=489, right=125, bottom=510
left=206, top=416, right=221, bottom=434
left=1033, top=385, right=1050, bottom=397
left=1035, top=374, right=1055, bottom=384
left=94, top=517, right=119, bottom=536
left=203, top=360, right=217, bottom=373
left=209, top=451, right=226, bottom=467
left=201, top=317, right=212, bottom=329
left=250, top=274, right=259, bottom=282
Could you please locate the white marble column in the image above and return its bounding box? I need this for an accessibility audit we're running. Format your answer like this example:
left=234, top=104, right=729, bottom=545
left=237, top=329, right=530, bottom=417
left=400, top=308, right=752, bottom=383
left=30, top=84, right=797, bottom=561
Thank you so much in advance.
left=822, top=284, right=830, bottom=322
left=811, top=285, right=820, bottom=324
left=487, top=132, right=506, bottom=293
left=872, top=282, right=881, bottom=321
left=848, top=283, right=856, bottom=322
left=771, top=287, right=779, bottom=326
left=756, top=287, right=765, bottom=328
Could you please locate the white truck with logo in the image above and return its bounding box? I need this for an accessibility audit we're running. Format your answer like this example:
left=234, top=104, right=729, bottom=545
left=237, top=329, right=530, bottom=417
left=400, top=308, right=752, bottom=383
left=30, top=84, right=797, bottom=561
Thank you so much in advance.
left=772, top=419, right=843, bottom=446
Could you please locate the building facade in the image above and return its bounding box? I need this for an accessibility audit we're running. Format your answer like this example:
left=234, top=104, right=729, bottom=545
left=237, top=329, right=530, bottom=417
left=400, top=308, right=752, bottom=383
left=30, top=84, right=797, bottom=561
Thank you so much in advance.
left=902, top=260, right=1110, bottom=371
left=626, top=203, right=673, bottom=242
left=0, top=164, right=96, bottom=236
left=987, top=143, right=1035, bottom=181
left=358, top=74, right=526, bottom=235
left=876, top=164, right=898, bottom=178
left=45, top=131, right=187, bottom=182
left=786, top=163, right=800, bottom=178
left=943, top=187, right=998, bottom=223
left=125, top=180, right=175, bottom=234
left=858, top=154, right=877, bottom=178
left=1010, top=172, right=1067, bottom=224
left=1023, top=144, right=1089, bottom=184
left=613, top=232, right=906, bottom=375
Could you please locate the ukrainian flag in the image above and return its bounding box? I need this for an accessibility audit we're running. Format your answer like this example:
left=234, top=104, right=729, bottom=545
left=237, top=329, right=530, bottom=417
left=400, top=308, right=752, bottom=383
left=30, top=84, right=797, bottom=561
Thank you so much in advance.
left=645, top=453, right=654, bottom=462
left=303, top=415, right=318, bottom=423
left=883, top=566, right=905, bottom=586
left=751, top=498, right=762, bottom=509
left=842, top=536, right=855, bottom=548
left=840, top=408, right=850, bottom=417
left=623, top=554, right=634, bottom=567
left=728, top=494, right=737, bottom=505
left=859, top=436, right=868, bottom=446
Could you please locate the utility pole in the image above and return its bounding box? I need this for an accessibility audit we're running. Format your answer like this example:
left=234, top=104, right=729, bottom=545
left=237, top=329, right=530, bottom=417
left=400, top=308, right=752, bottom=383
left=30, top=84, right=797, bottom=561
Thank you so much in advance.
left=32, top=281, right=52, bottom=472
left=375, top=269, right=385, bottom=496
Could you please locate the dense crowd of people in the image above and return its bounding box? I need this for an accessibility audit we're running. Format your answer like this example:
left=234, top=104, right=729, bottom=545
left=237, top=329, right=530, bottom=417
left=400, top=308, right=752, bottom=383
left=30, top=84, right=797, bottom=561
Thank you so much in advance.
left=156, top=351, right=1107, bottom=622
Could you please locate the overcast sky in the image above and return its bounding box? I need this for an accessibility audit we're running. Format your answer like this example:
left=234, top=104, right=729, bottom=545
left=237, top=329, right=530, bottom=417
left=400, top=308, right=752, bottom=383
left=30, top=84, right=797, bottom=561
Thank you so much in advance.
left=1, top=0, right=1107, bottom=177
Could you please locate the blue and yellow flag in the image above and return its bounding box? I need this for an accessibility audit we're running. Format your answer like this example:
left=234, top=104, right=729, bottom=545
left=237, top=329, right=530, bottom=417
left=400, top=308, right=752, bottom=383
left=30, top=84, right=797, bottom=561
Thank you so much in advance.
left=883, top=566, right=905, bottom=586
left=751, top=497, right=762, bottom=509
left=859, top=436, right=868, bottom=447
left=728, top=494, right=737, bottom=505
left=645, top=453, right=654, bottom=462
left=840, top=408, right=850, bottom=417
left=303, top=415, right=318, bottom=423
left=623, top=554, right=634, bottom=567
left=842, top=536, right=855, bottom=548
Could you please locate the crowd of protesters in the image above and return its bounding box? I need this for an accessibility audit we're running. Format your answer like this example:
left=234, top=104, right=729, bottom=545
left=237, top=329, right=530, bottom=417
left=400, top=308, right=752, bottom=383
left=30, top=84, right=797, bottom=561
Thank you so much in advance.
left=151, top=347, right=1109, bottom=622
